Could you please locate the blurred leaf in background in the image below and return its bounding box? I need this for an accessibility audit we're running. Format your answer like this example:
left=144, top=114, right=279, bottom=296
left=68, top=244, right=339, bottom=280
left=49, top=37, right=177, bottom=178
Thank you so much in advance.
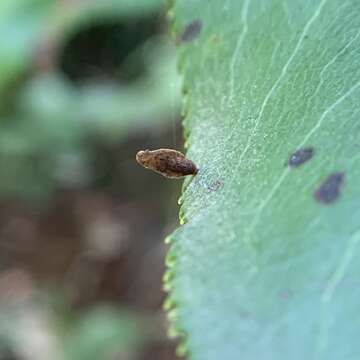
left=0, top=0, right=182, bottom=360
left=0, top=270, right=144, bottom=360
left=0, top=0, right=180, bottom=201
left=64, top=306, right=143, bottom=360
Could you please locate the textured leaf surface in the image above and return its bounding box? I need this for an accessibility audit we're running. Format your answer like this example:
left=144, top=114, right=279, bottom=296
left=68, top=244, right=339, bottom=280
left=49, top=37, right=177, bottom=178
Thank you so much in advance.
left=167, top=1, right=360, bottom=359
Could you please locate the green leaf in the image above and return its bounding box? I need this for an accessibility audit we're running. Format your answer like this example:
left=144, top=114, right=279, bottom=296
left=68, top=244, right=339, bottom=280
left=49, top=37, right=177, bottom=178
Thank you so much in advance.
left=166, top=1, right=360, bottom=359
left=0, top=0, right=165, bottom=94
left=64, top=306, right=143, bottom=360
left=0, top=0, right=53, bottom=91
left=18, top=37, right=180, bottom=141
left=0, top=0, right=181, bottom=200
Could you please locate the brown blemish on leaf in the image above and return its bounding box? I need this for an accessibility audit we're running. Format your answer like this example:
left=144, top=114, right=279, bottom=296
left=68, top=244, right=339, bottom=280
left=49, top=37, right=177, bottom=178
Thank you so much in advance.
left=314, top=172, right=345, bottom=204
left=181, top=19, right=202, bottom=43
left=136, top=149, right=198, bottom=179
left=288, top=147, right=315, bottom=168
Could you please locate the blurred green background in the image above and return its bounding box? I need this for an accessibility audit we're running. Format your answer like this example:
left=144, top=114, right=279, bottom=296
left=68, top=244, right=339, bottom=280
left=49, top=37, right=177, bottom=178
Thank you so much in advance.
left=0, top=0, right=182, bottom=359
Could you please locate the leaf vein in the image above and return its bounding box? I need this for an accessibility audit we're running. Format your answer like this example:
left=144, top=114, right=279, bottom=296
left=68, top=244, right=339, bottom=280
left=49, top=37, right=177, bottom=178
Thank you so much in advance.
left=228, top=0, right=251, bottom=103
left=245, top=79, right=360, bottom=244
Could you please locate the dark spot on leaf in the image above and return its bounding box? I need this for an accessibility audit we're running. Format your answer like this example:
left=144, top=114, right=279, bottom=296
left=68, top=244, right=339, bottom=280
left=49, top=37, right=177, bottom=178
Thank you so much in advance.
left=314, top=172, right=345, bottom=204
left=181, top=20, right=203, bottom=43
left=288, top=147, right=314, bottom=168
left=206, top=179, right=224, bottom=193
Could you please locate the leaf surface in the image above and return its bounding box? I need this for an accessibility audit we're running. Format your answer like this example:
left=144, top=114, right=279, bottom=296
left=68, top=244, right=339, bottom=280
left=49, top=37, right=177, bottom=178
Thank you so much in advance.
left=167, top=1, right=360, bottom=359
